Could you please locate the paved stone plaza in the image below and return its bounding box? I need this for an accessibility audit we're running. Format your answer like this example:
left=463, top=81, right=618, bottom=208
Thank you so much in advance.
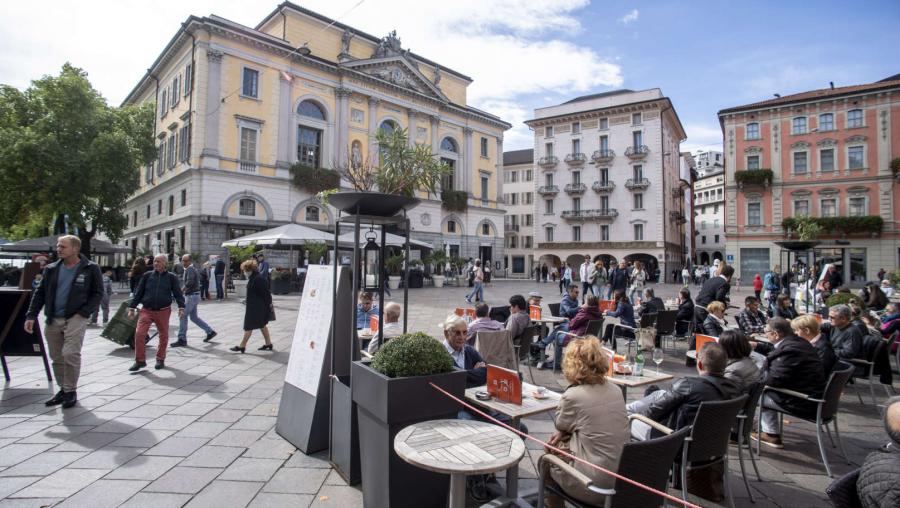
left=0, top=279, right=893, bottom=507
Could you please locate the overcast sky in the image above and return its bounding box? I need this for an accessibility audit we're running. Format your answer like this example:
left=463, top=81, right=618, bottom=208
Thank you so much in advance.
left=2, top=0, right=899, bottom=153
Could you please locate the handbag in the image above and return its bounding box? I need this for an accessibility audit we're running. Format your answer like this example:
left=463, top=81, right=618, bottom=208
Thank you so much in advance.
left=268, top=303, right=276, bottom=322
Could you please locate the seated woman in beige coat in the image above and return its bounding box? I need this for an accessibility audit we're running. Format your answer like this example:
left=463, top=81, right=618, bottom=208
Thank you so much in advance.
left=543, top=336, right=629, bottom=507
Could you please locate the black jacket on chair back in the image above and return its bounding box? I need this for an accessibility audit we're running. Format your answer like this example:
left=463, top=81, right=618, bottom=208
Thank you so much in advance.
left=763, top=335, right=826, bottom=417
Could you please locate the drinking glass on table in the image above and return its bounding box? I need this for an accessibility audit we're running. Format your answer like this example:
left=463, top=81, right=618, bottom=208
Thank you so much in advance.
left=652, top=347, right=664, bottom=374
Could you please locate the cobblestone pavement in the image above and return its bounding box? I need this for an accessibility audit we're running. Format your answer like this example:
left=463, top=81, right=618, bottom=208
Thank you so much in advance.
left=0, top=279, right=892, bottom=507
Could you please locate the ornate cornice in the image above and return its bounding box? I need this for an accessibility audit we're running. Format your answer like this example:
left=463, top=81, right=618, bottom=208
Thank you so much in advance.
left=845, top=135, right=867, bottom=143
left=816, top=137, right=838, bottom=147
left=744, top=146, right=764, bottom=154
left=206, top=49, right=223, bottom=62
left=790, top=141, right=810, bottom=149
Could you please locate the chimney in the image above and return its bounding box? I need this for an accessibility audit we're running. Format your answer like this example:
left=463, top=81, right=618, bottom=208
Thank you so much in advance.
left=829, top=81, right=835, bottom=89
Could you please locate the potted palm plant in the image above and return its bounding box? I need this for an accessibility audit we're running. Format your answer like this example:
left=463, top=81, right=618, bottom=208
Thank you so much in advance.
left=226, top=243, right=257, bottom=298
left=427, top=250, right=448, bottom=288
left=351, top=332, right=466, bottom=508
left=450, top=256, right=468, bottom=286
left=326, top=128, right=450, bottom=217
left=305, top=241, right=328, bottom=265
left=385, top=253, right=404, bottom=290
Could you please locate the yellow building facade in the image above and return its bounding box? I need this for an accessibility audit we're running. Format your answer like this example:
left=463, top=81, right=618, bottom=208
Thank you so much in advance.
left=121, top=2, right=510, bottom=266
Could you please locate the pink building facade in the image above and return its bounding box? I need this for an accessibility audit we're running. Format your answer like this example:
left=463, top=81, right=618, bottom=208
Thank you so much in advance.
left=718, top=78, right=900, bottom=285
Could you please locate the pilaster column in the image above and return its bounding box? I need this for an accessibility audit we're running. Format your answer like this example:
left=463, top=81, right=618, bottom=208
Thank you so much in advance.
left=334, top=86, right=352, bottom=168
left=367, top=97, right=381, bottom=161
left=407, top=108, right=418, bottom=147
left=496, top=136, right=504, bottom=204
left=463, top=127, right=474, bottom=193
left=276, top=72, right=293, bottom=170
left=201, top=49, right=223, bottom=169
left=430, top=115, right=440, bottom=153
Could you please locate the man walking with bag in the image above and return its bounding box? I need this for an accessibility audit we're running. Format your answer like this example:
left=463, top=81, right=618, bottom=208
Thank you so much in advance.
left=172, top=254, right=216, bottom=347
left=128, top=254, right=185, bottom=371
left=24, top=235, right=103, bottom=409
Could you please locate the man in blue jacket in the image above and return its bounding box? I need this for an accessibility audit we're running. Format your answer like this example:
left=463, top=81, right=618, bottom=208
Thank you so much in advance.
left=608, top=261, right=629, bottom=299
left=128, top=254, right=185, bottom=371
left=25, top=235, right=103, bottom=409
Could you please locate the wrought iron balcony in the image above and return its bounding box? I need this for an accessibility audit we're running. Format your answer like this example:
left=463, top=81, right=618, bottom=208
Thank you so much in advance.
left=625, top=145, right=650, bottom=159
left=561, top=208, right=618, bottom=222
left=505, top=224, right=520, bottom=233
left=564, top=153, right=587, bottom=165
left=591, top=149, right=615, bottom=164
left=564, top=183, right=587, bottom=195
left=669, top=211, right=687, bottom=224
left=536, top=185, right=559, bottom=196
left=592, top=181, right=615, bottom=193
left=538, top=155, right=559, bottom=168
left=625, top=178, right=650, bottom=190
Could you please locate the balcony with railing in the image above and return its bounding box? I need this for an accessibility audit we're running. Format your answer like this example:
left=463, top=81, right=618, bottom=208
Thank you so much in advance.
left=591, top=149, right=615, bottom=164
left=624, top=145, right=650, bottom=159
left=536, top=185, right=559, bottom=196
left=669, top=211, right=687, bottom=224
left=564, top=183, right=587, bottom=195
left=625, top=178, right=650, bottom=190
left=239, top=160, right=257, bottom=173
left=561, top=208, right=619, bottom=222
left=564, top=153, right=587, bottom=166
left=504, top=224, right=520, bottom=234
left=538, top=155, right=559, bottom=169
left=592, top=181, right=615, bottom=193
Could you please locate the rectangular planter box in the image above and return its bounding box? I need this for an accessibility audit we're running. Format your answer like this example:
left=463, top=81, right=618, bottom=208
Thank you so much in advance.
left=351, top=361, right=466, bottom=508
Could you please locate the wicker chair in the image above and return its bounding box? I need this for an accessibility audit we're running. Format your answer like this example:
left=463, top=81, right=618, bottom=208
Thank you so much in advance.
left=631, top=395, right=748, bottom=508
left=536, top=426, right=692, bottom=507
left=758, top=362, right=855, bottom=477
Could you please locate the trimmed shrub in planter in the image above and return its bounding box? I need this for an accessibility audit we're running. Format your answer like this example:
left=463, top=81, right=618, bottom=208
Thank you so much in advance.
left=352, top=332, right=465, bottom=508
left=825, top=293, right=866, bottom=310
left=270, top=270, right=291, bottom=295
left=734, top=169, right=773, bottom=186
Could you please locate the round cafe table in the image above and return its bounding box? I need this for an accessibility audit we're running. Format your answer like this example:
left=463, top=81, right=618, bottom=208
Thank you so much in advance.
left=394, top=419, right=526, bottom=508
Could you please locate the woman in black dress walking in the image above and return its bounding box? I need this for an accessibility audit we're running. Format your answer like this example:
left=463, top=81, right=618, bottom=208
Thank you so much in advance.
left=230, top=259, right=274, bottom=353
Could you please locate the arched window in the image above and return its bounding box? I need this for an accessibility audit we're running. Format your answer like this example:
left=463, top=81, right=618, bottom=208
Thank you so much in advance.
left=441, top=137, right=458, bottom=153
left=379, top=120, right=398, bottom=135
left=238, top=198, right=256, bottom=217
left=305, top=206, right=320, bottom=222
left=297, top=100, right=325, bottom=120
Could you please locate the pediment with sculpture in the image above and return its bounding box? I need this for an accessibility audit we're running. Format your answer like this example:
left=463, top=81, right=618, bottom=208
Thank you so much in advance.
left=338, top=29, right=448, bottom=102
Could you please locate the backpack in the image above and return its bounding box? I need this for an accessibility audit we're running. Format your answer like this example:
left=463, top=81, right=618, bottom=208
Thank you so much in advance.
left=764, top=272, right=780, bottom=291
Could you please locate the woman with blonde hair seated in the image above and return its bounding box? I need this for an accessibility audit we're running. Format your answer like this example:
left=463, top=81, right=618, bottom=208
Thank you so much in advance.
left=702, top=301, right=728, bottom=337
left=541, top=336, right=628, bottom=507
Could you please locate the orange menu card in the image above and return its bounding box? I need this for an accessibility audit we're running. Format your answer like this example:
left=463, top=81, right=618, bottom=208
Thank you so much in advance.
left=369, top=315, right=378, bottom=333
left=599, top=300, right=616, bottom=312
left=455, top=307, right=476, bottom=320
left=695, top=334, right=718, bottom=353
left=529, top=305, right=542, bottom=320
left=486, top=364, right=522, bottom=405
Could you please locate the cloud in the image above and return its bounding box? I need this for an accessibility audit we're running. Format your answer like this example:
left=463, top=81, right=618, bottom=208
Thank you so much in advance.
left=620, top=9, right=639, bottom=25
left=681, top=122, right=723, bottom=155
left=0, top=0, right=623, bottom=150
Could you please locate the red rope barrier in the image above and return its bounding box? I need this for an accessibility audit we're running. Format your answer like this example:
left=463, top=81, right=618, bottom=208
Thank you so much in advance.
left=428, top=382, right=702, bottom=508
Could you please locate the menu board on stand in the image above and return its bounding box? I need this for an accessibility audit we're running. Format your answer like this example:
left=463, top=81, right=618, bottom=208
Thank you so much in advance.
left=276, top=265, right=351, bottom=454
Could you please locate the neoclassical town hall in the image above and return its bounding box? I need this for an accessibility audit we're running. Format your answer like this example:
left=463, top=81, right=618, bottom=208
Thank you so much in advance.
left=121, top=2, right=510, bottom=266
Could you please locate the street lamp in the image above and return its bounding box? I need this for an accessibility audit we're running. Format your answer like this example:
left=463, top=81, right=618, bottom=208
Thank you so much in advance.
left=362, top=229, right=381, bottom=291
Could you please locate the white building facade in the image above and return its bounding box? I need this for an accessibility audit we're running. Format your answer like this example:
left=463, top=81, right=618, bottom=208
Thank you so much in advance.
left=502, top=149, right=536, bottom=278
left=693, top=151, right=726, bottom=265
left=525, top=89, right=689, bottom=282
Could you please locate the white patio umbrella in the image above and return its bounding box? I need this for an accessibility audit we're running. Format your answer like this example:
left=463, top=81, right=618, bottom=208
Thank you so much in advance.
left=221, top=223, right=332, bottom=247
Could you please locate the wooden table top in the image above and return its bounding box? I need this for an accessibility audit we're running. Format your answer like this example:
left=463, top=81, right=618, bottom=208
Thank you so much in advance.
left=394, top=419, right=525, bottom=475
left=606, top=369, right=674, bottom=388
left=465, top=382, right=562, bottom=420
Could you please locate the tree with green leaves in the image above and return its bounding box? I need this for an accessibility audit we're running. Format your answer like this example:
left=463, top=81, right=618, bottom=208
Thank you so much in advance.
left=0, top=63, right=156, bottom=257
